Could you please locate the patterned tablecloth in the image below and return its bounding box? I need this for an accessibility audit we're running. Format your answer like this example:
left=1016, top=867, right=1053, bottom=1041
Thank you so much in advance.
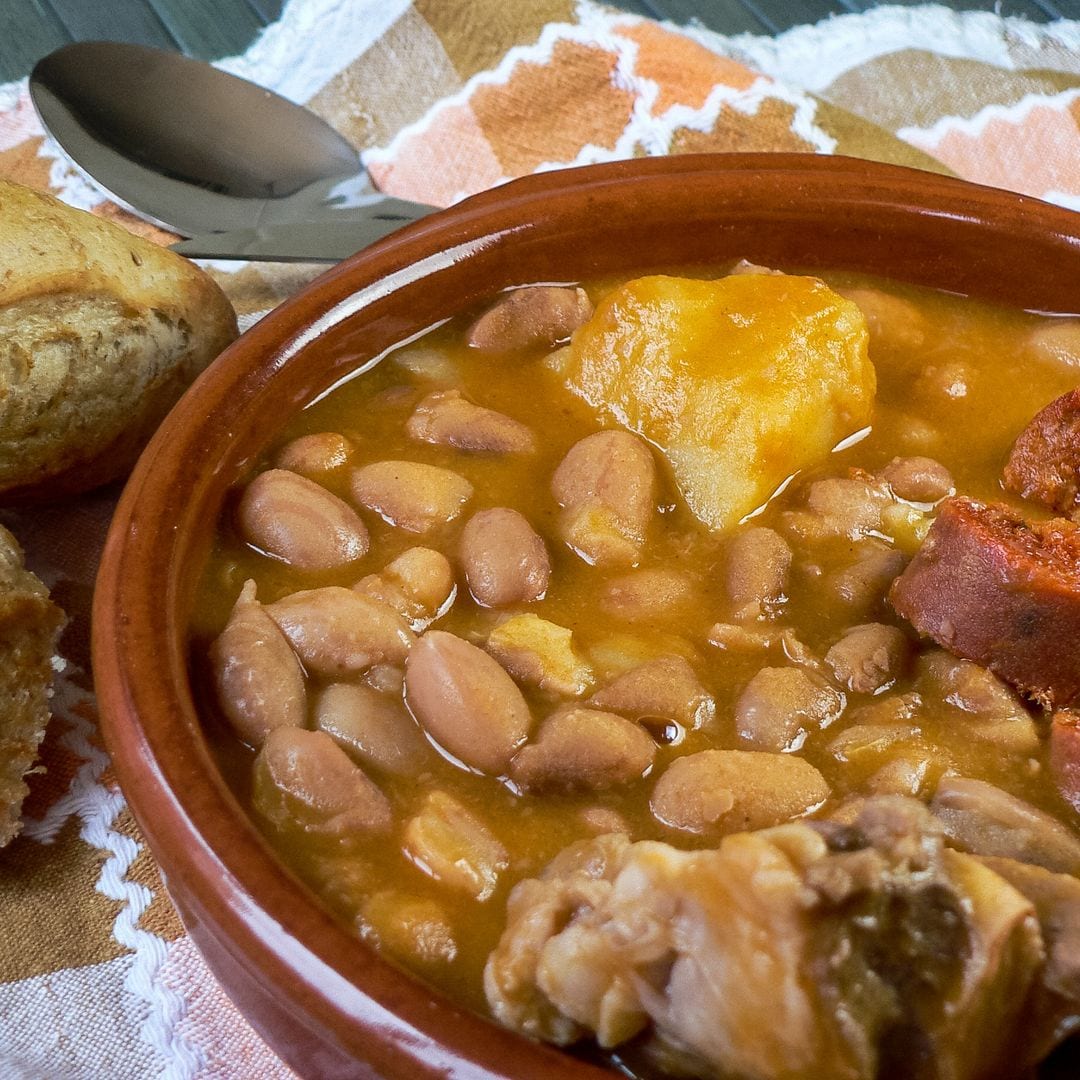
left=2, top=1, right=1080, bottom=1076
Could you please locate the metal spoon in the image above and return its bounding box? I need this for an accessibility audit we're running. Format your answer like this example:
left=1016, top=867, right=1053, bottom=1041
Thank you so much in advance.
left=29, top=42, right=435, bottom=261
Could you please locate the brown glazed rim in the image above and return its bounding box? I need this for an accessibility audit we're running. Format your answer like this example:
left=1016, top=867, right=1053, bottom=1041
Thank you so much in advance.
left=93, top=153, right=1080, bottom=1079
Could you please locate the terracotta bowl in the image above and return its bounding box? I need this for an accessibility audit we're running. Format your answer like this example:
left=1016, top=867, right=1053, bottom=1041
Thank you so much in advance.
left=93, top=154, right=1080, bottom=1079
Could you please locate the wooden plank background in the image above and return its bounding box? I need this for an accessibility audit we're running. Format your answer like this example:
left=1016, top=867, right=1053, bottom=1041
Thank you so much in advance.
left=3, top=0, right=1079, bottom=83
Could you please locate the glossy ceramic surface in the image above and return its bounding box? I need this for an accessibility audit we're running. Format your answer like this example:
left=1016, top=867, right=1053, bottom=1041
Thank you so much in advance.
left=93, top=154, right=1080, bottom=1079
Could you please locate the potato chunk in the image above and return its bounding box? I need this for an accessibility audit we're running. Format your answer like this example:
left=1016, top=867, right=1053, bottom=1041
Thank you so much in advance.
left=486, top=613, right=594, bottom=697
left=562, top=274, right=874, bottom=530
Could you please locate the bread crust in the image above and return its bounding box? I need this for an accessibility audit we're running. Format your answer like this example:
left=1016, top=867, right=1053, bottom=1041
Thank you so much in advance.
left=0, top=523, right=65, bottom=846
left=0, top=180, right=238, bottom=499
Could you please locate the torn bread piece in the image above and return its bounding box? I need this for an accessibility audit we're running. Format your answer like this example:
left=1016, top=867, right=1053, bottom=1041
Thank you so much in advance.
left=0, top=524, right=65, bottom=846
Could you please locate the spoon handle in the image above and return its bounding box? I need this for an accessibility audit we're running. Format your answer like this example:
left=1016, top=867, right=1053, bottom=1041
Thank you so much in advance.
left=170, top=208, right=435, bottom=262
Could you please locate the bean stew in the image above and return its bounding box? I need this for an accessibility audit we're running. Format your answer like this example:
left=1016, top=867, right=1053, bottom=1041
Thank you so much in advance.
left=192, top=262, right=1080, bottom=1079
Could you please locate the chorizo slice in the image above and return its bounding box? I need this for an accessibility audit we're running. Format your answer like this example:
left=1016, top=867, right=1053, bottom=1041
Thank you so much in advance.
left=890, top=497, right=1080, bottom=709
left=1050, top=710, right=1080, bottom=816
left=1003, top=388, right=1080, bottom=516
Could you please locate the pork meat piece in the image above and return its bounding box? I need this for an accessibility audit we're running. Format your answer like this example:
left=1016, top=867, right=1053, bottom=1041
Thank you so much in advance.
left=484, top=797, right=1044, bottom=1080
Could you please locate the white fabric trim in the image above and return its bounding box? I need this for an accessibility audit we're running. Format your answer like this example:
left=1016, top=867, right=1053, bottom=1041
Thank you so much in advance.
left=681, top=4, right=1080, bottom=92
left=21, top=666, right=203, bottom=1078
left=214, top=0, right=413, bottom=104
left=897, top=85, right=1080, bottom=143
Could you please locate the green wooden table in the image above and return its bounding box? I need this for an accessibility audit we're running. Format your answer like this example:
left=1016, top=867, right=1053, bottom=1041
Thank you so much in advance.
left=3, top=0, right=1079, bottom=84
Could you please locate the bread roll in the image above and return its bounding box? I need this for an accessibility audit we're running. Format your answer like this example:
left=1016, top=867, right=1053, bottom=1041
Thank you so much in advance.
left=0, top=180, right=238, bottom=500
left=0, top=524, right=64, bottom=846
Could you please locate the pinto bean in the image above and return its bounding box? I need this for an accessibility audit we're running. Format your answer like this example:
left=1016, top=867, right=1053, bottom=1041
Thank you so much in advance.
left=825, top=623, right=910, bottom=694
left=266, top=587, right=415, bottom=677
left=579, top=806, right=630, bottom=834
left=403, top=791, right=508, bottom=900
left=893, top=413, right=942, bottom=455
left=362, top=891, right=457, bottom=967
left=725, top=526, right=791, bottom=618
left=237, top=468, right=369, bottom=571
left=1050, top=710, right=1080, bottom=815
left=916, top=649, right=1039, bottom=754
left=707, top=622, right=820, bottom=669
left=931, top=776, right=1080, bottom=876
left=891, top=498, right=1080, bottom=710
left=363, top=663, right=404, bottom=696
left=392, top=344, right=457, bottom=383
left=486, top=613, right=594, bottom=697
left=460, top=508, right=550, bottom=608
left=849, top=689, right=921, bottom=724
left=209, top=580, right=306, bottom=747
left=916, top=360, right=972, bottom=402
left=599, top=568, right=693, bottom=622
left=509, top=707, right=655, bottom=793
left=726, top=259, right=783, bottom=277
left=350, top=460, right=473, bottom=533
left=804, top=475, right=888, bottom=540
left=404, top=630, right=533, bottom=774
left=552, top=431, right=656, bottom=566
left=735, top=666, right=844, bottom=752
left=274, top=432, right=354, bottom=477
left=1003, top=388, right=1080, bottom=516
left=1025, top=318, right=1080, bottom=371
left=835, top=286, right=927, bottom=353
left=825, top=539, right=907, bottom=617
left=827, top=721, right=920, bottom=766
left=466, top=285, right=593, bottom=352
left=370, top=385, right=418, bottom=411
left=252, top=727, right=392, bottom=837
left=865, top=755, right=946, bottom=798
left=406, top=390, right=535, bottom=454
left=315, top=682, right=432, bottom=777
left=354, top=547, right=456, bottom=631
left=880, top=456, right=954, bottom=504
left=588, top=655, right=715, bottom=730
left=826, top=712, right=949, bottom=797
left=650, top=749, right=829, bottom=837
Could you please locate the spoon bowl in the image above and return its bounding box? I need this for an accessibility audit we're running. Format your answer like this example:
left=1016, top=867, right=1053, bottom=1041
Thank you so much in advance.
left=29, top=41, right=433, bottom=252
